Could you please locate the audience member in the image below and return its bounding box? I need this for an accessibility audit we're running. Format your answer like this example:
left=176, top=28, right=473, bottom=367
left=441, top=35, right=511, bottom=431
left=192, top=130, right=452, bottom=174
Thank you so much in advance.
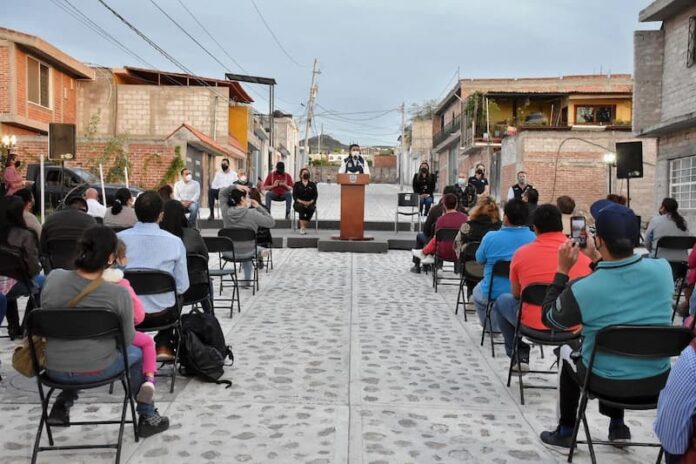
left=412, top=193, right=467, bottom=264
left=14, top=188, right=41, bottom=239
left=410, top=185, right=458, bottom=273
left=234, top=169, right=253, bottom=189
left=262, top=161, right=293, bottom=219
left=682, top=243, right=696, bottom=316
left=118, top=191, right=189, bottom=362
left=247, top=188, right=273, bottom=268
left=173, top=168, right=201, bottom=226
left=556, top=195, right=576, bottom=236
left=104, top=187, right=137, bottom=229
left=539, top=199, right=673, bottom=448
left=472, top=199, right=535, bottom=330
left=157, top=185, right=173, bottom=202
left=654, top=337, right=696, bottom=464
left=454, top=195, right=502, bottom=259
left=522, top=187, right=539, bottom=227
left=454, top=172, right=477, bottom=213
left=468, top=164, right=489, bottom=195
left=42, top=226, right=169, bottom=437
left=606, top=193, right=627, bottom=205
left=84, top=188, right=106, bottom=218
left=492, top=204, right=592, bottom=370
left=207, top=158, right=237, bottom=220
left=293, top=167, right=318, bottom=234
left=507, top=171, right=533, bottom=201
left=412, top=162, right=436, bottom=216
left=645, top=197, right=689, bottom=261
left=3, top=153, right=31, bottom=196
left=40, top=196, right=96, bottom=257
left=219, top=187, right=275, bottom=285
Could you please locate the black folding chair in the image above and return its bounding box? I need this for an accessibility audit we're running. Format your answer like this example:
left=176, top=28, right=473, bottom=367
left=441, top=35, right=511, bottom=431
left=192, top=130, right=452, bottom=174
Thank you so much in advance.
left=0, top=245, right=41, bottom=337
left=568, top=325, right=694, bottom=464
left=218, top=228, right=259, bottom=295
left=182, top=253, right=214, bottom=314
left=395, top=193, right=421, bottom=233
left=203, top=236, right=240, bottom=318
left=668, top=261, right=689, bottom=321
left=44, top=238, right=79, bottom=272
left=432, top=228, right=460, bottom=292
left=455, top=241, right=482, bottom=321
left=506, top=283, right=580, bottom=405
left=26, top=309, right=139, bottom=464
left=480, top=260, right=510, bottom=357
left=654, top=236, right=696, bottom=260
left=124, top=269, right=181, bottom=393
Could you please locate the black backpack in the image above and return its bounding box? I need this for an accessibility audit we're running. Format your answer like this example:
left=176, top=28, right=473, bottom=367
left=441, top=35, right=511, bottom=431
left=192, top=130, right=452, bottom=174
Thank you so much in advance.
left=178, top=310, right=234, bottom=388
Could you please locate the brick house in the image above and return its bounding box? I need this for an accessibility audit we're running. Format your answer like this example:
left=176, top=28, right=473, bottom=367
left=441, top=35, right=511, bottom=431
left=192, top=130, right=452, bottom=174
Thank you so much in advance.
left=431, top=75, right=657, bottom=219
left=0, top=26, right=94, bottom=166
left=635, top=0, right=696, bottom=225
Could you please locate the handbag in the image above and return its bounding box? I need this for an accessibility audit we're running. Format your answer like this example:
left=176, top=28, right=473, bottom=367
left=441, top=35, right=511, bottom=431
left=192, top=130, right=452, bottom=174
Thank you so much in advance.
left=12, top=277, right=104, bottom=378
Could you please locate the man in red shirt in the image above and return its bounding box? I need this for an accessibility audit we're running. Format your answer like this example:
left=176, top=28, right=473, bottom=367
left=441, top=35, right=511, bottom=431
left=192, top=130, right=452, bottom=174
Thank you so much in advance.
left=492, top=204, right=592, bottom=370
left=262, top=161, right=294, bottom=219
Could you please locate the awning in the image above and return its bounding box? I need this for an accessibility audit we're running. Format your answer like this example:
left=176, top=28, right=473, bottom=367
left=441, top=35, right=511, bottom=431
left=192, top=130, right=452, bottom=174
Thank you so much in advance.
left=167, top=123, right=246, bottom=160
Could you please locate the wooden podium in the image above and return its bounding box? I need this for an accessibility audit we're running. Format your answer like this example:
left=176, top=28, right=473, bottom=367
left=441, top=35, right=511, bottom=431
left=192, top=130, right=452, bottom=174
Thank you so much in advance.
left=335, top=173, right=372, bottom=240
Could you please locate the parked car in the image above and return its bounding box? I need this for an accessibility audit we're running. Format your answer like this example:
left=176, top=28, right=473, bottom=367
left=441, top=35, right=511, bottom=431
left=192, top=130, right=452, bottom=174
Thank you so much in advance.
left=26, top=164, right=143, bottom=211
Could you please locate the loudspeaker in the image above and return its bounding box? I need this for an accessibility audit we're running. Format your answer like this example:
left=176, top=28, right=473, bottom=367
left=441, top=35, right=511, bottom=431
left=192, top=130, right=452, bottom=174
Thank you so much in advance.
left=616, top=141, right=643, bottom=179
left=49, top=123, right=76, bottom=161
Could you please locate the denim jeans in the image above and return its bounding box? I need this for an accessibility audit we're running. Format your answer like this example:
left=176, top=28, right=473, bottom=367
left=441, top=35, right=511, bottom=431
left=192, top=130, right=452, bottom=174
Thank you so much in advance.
left=185, top=201, right=200, bottom=226
left=492, top=293, right=529, bottom=359
left=419, top=195, right=434, bottom=216
left=47, top=346, right=155, bottom=417
left=473, top=282, right=500, bottom=332
left=207, top=188, right=219, bottom=217
left=265, top=191, right=292, bottom=216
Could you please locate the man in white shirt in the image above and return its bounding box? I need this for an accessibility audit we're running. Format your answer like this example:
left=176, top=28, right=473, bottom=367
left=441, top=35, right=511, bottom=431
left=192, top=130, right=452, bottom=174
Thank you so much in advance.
left=84, top=188, right=106, bottom=219
left=173, top=168, right=201, bottom=226
left=207, top=158, right=237, bottom=220
left=338, top=144, right=371, bottom=175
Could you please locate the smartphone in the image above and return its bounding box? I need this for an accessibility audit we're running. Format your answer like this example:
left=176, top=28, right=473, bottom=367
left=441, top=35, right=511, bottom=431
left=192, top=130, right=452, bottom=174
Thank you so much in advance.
left=570, top=216, right=587, bottom=248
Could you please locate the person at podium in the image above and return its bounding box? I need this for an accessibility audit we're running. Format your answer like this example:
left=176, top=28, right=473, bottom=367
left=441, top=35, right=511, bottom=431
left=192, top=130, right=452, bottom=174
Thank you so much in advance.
left=339, top=144, right=370, bottom=175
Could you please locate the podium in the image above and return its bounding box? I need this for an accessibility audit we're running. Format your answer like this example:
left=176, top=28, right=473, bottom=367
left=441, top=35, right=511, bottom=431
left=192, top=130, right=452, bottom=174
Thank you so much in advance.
left=335, top=173, right=371, bottom=240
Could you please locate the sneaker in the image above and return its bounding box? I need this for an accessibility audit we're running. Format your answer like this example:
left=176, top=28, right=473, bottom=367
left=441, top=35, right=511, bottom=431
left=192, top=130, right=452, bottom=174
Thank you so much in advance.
left=421, top=255, right=435, bottom=265
left=156, top=346, right=175, bottom=363
left=540, top=425, right=573, bottom=448
left=409, top=265, right=421, bottom=274
left=512, top=362, right=530, bottom=374
left=300, top=228, right=307, bottom=235
left=138, top=409, right=170, bottom=438
left=411, top=248, right=425, bottom=259
left=47, top=401, right=70, bottom=426
left=608, top=423, right=631, bottom=444
left=136, top=381, right=155, bottom=404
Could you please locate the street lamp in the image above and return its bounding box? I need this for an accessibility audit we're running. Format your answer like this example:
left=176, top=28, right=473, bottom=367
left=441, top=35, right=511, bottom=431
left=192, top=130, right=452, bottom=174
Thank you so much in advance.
left=603, top=152, right=617, bottom=194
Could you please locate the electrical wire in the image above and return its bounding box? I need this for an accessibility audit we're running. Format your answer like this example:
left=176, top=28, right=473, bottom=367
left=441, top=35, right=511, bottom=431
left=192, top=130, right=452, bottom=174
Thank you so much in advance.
left=249, top=0, right=307, bottom=68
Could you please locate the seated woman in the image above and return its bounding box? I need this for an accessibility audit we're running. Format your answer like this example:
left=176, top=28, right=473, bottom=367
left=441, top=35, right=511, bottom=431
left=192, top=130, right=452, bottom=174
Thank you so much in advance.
left=0, top=195, right=43, bottom=339
left=454, top=195, right=502, bottom=259
left=104, top=187, right=137, bottom=229
left=293, top=168, right=318, bottom=234
left=159, top=200, right=212, bottom=311
left=645, top=197, right=689, bottom=261
left=219, top=187, right=275, bottom=286
left=41, top=226, right=169, bottom=437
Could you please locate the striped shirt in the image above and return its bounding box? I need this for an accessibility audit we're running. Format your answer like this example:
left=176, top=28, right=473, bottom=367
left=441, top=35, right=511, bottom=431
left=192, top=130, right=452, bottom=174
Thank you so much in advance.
left=654, top=343, right=696, bottom=455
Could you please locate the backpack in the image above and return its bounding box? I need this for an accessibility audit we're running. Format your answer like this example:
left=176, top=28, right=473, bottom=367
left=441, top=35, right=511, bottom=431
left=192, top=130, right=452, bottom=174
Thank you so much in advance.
left=178, top=309, right=234, bottom=387
left=459, top=183, right=477, bottom=209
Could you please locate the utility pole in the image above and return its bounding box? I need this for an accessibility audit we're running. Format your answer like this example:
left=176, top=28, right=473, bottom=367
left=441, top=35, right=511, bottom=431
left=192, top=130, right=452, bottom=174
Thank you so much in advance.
left=302, top=59, right=320, bottom=176
left=399, top=101, right=405, bottom=190
left=318, top=123, right=323, bottom=182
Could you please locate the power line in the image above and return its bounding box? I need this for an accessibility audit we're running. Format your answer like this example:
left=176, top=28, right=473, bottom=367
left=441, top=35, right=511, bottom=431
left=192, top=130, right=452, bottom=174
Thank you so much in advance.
left=249, top=0, right=306, bottom=68
left=315, top=108, right=400, bottom=116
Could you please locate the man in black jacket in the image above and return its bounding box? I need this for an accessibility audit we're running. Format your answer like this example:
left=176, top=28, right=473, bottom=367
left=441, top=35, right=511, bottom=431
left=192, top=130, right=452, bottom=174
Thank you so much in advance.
left=409, top=185, right=458, bottom=273
left=40, top=197, right=97, bottom=269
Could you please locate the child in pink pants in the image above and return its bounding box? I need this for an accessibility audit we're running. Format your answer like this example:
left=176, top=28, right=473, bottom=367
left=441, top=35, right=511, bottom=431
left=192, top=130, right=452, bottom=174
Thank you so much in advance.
left=103, top=240, right=157, bottom=403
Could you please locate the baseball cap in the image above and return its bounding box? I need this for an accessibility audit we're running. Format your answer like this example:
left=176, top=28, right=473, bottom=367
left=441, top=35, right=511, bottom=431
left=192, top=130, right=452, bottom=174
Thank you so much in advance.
left=590, top=199, right=639, bottom=243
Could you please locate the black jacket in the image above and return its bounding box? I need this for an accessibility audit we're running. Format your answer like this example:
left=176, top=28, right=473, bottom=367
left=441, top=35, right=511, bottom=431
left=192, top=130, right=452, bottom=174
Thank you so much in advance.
left=412, top=173, right=435, bottom=196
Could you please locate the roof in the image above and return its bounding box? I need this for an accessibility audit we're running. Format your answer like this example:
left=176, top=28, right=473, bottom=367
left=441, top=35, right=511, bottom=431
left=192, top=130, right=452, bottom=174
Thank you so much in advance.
left=167, top=123, right=246, bottom=160
left=640, top=0, right=694, bottom=21
left=0, top=27, right=94, bottom=79
left=116, top=67, right=253, bottom=103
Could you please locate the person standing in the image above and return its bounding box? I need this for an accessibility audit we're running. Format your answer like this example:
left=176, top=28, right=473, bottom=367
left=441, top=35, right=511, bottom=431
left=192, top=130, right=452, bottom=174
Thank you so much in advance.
left=507, top=171, right=533, bottom=201
left=207, top=158, right=237, bottom=220
left=338, top=144, right=371, bottom=175
left=293, top=168, right=318, bottom=234
left=468, top=164, right=489, bottom=196
left=3, top=153, right=32, bottom=196
left=262, top=161, right=293, bottom=219
left=412, top=162, right=436, bottom=216
left=173, top=168, right=201, bottom=227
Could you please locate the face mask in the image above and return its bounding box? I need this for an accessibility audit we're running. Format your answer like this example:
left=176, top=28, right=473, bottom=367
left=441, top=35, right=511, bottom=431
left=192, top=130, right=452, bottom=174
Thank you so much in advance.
left=420, top=168, right=428, bottom=174
left=112, top=262, right=126, bottom=272
left=239, top=176, right=247, bottom=183
left=302, top=173, right=310, bottom=180
left=351, top=151, right=360, bottom=157
left=184, top=174, right=192, bottom=182
left=221, top=164, right=229, bottom=171
left=457, top=177, right=466, bottom=186
left=476, top=170, right=483, bottom=177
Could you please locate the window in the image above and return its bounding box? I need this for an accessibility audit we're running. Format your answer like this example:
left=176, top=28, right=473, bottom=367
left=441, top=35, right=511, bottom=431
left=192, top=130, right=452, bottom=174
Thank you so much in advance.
left=670, top=156, right=696, bottom=210
left=688, top=16, right=696, bottom=68
left=27, top=56, right=50, bottom=107
left=574, top=105, right=614, bottom=125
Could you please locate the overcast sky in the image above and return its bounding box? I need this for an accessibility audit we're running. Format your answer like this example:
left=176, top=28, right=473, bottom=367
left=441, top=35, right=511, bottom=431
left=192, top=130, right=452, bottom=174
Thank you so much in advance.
left=1, top=0, right=659, bottom=146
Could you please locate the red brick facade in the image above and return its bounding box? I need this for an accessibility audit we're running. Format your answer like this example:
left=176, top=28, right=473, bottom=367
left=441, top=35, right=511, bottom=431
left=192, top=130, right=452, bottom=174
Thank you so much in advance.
left=373, top=155, right=396, bottom=168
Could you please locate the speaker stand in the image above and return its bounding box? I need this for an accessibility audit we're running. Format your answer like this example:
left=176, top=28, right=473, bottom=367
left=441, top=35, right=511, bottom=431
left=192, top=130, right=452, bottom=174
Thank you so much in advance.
left=627, top=178, right=631, bottom=209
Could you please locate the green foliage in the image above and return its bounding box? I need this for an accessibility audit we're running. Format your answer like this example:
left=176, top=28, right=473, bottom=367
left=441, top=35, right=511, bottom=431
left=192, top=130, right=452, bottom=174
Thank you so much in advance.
left=161, top=146, right=185, bottom=185
left=409, top=100, right=437, bottom=121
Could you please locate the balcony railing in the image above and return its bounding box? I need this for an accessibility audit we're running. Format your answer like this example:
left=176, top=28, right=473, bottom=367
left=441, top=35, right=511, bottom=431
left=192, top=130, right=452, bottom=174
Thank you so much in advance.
left=432, top=115, right=462, bottom=147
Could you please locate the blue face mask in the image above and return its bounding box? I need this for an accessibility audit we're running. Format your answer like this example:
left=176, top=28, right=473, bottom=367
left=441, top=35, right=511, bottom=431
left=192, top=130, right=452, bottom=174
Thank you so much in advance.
left=112, top=263, right=126, bottom=271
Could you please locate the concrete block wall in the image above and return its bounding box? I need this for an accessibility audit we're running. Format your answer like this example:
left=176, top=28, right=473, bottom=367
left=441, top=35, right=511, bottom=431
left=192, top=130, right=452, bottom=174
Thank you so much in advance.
left=660, top=5, right=696, bottom=122
left=633, top=30, right=664, bottom=131
left=655, top=126, right=696, bottom=224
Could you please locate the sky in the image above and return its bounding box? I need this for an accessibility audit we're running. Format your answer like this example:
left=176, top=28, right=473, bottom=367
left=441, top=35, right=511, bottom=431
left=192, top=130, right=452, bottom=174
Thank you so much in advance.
left=1, top=0, right=660, bottom=146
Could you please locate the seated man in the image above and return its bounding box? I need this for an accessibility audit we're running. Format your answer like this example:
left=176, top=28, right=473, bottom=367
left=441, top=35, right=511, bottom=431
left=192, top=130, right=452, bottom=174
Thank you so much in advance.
left=118, top=191, right=189, bottom=361
left=262, top=161, right=293, bottom=219
left=410, top=185, right=458, bottom=273
left=84, top=187, right=106, bottom=219
left=41, top=196, right=97, bottom=264
left=473, top=199, right=536, bottom=330
left=492, top=204, right=592, bottom=371
left=173, top=168, right=201, bottom=226
left=539, top=200, right=674, bottom=447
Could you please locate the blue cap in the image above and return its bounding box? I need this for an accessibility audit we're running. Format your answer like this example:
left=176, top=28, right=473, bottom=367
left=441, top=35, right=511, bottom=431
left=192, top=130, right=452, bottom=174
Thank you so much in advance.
left=590, top=199, right=639, bottom=243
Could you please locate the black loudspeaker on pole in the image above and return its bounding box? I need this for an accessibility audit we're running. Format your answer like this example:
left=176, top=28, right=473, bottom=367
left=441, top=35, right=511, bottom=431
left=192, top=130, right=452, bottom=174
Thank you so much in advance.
left=48, top=123, right=76, bottom=161
left=615, top=141, right=643, bottom=180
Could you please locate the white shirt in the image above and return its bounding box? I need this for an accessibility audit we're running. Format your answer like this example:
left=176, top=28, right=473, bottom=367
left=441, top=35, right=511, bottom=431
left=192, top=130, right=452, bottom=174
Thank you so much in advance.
left=86, top=198, right=107, bottom=218
left=211, top=169, right=238, bottom=189
left=174, top=179, right=201, bottom=202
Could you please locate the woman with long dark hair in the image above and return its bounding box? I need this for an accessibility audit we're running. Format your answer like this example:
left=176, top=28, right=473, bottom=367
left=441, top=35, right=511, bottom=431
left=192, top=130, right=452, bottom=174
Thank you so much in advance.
left=646, top=197, right=690, bottom=261
left=412, top=161, right=436, bottom=216
left=293, top=167, right=318, bottom=234
left=41, top=225, right=169, bottom=436
left=104, top=187, right=137, bottom=228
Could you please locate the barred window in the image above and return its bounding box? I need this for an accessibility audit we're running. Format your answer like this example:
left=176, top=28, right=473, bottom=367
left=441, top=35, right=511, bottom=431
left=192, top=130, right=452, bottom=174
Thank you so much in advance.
left=27, top=56, right=50, bottom=108
left=689, top=16, right=696, bottom=68
left=670, top=156, right=696, bottom=209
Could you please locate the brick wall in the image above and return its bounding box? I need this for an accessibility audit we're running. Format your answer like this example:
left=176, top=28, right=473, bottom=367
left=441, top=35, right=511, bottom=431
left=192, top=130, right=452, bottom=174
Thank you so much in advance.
left=373, top=155, right=396, bottom=168
left=633, top=30, right=664, bottom=131
left=0, top=45, right=9, bottom=113
left=660, top=5, right=696, bottom=122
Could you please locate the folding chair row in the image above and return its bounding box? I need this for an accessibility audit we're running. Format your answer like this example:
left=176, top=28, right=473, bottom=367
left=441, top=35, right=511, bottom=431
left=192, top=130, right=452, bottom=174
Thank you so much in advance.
left=432, top=228, right=460, bottom=292
left=455, top=241, right=482, bottom=321
left=395, top=192, right=421, bottom=233
left=480, top=260, right=510, bottom=357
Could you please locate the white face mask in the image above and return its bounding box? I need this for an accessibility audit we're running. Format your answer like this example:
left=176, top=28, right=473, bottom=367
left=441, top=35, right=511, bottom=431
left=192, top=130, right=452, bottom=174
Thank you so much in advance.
left=457, top=177, right=466, bottom=186
left=184, top=174, right=192, bottom=182
left=351, top=151, right=360, bottom=157
left=239, top=176, right=247, bottom=183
